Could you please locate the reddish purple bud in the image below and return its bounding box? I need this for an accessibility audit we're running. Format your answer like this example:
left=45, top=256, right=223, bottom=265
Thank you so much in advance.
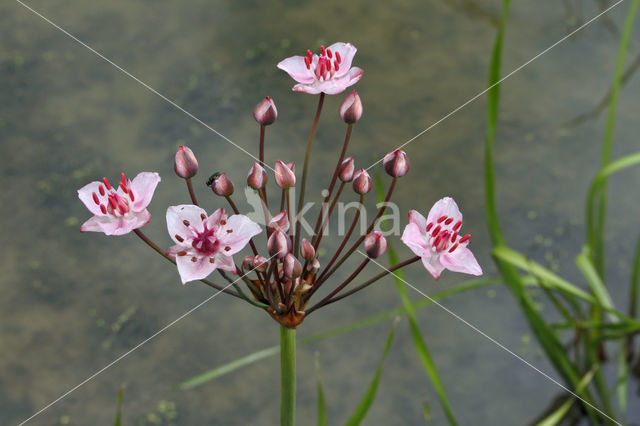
left=275, top=160, right=296, bottom=188
left=267, top=229, right=288, bottom=258
left=364, top=231, right=388, bottom=258
left=284, top=253, right=303, bottom=279
left=253, top=96, right=278, bottom=126
left=352, top=168, right=372, bottom=194
left=339, top=91, right=363, bottom=124
left=383, top=149, right=409, bottom=178
left=339, top=156, right=355, bottom=182
left=269, top=210, right=290, bottom=232
left=242, top=256, right=255, bottom=271
left=208, top=172, right=234, bottom=196
left=307, top=258, right=321, bottom=274
left=247, top=162, right=268, bottom=189
left=174, top=145, right=198, bottom=179
left=300, top=238, right=315, bottom=261
left=253, top=255, right=269, bottom=272
left=285, top=162, right=295, bottom=173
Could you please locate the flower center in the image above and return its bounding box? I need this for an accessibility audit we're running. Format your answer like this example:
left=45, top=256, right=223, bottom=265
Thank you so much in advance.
left=191, top=224, right=220, bottom=256
left=304, top=45, right=342, bottom=81
left=425, top=215, right=470, bottom=254
left=91, top=173, right=136, bottom=217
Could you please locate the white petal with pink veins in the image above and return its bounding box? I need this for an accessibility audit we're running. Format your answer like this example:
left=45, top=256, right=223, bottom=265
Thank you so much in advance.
left=277, top=56, right=315, bottom=84
left=401, top=223, right=429, bottom=258
left=212, top=253, right=236, bottom=273
left=130, top=172, right=161, bottom=211
left=217, top=214, right=262, bottom=255
left=440, top=247, right=482, bottom=276
left=166, top=205, right=207, bottom=243
left=78, top=181, right=107, bottom=216
left=422, top=255, right=446, bottom=280
left=204, top=207, right=227, bottom=231
left=327, top=42, right=357, bottom=79
left=426, top=197, right=463, bottom=225
left=175, top=254, right=217, bottom=284
left=407, top=210, right=428, bottom=234
left=81, top=210, right=150, bottom=236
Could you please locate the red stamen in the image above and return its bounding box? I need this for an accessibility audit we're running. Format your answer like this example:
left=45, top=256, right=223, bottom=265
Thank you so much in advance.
left=177, top=251, right=187, bottom=256
left=175, top=234, right=184, bottom=242
left=451, top=231, right=458, bottom=243
left=320, top=45, right=325, bottom=56
left=453, top=221, right=462, bottom=231
left=304, top=56, right=311, bottom=69
left=98, top=185, right=105, bottom=196
left=108, top=197, right=118, bottom=210
left=459, top=234, right=470, bottom=243
left=119, top=182, right=127, bottom=192
left=102, top=177, right=112, bottom=190
left=335, top=51, right=341, bottom=63
left=437, top=216, right=447, bottom=223
left=92, top=192, right=100, bottom=205
left=120, top=172, right=126, bottom=185
left=448, top=243, right=459, bottom=253
left=100, top=205, right=107, bottom=214
left=307, top=49, right=312, bottom=58
left=433, top=234, right=442, bottom=249
left=431, top=225, right=441, bottom=237
left=183, top=220, right=190, bottom=226
left=327, top=49, right=332, bottom=59
left=334, top=61, right=339, bottom=72
left=445, top=218, right=453, bottom=225
left=128, top=189, right=135, bottom=201
left=426, top=222, right=433, bottom=232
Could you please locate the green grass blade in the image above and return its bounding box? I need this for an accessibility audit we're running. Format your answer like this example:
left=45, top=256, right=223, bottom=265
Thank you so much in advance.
left=315, top=354, right=328, bottom=426
left=179, top=279, right=497, bottom=390
left=114, top=386, right=124, bottom=426
left=593, top=0, right=640, bottom=274
left=344, top=317, right=399, bottom=426
left=534, top=368, right=596, bottom=426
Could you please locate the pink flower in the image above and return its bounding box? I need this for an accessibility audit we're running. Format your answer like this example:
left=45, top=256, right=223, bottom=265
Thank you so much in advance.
left=401, top=197, right=482, bottom=279
left=78, top=172, right=160, bottom=236
left=277, top=42, right=363, bottom=95
left=166, top=205, right=261, bottom=284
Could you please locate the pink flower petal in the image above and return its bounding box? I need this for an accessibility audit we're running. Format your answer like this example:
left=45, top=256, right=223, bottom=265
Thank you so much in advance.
left=277, top=56, right=315, bottom=84
left=422, top=255, right=446, bottom=279
left=130, top=172, right=161, bottom=212
left=78, top=181, right=107, bottom=216
left=327, top=42, right=357, bottom=79
left=217, top=214, right=262, bottom=255
left=401, top=223, right=429, bottom=257
left=292, top=83, right=323, bottom=94
left=205, top=207, right=227, bottom=231
left=175, top=254, right=218, bottom=284
left=80, top=210, right=150, bottom=236
left=426, top=197, right=463, bottom=226
left=408, top=210, right=428, bottom=234
left=166, top=205, right=207, bottom=243
left=440, top=247, right=482, bottom=276
left=313, top=67, right=363, bottom=95
left=213, top=253, right=236, bottom=273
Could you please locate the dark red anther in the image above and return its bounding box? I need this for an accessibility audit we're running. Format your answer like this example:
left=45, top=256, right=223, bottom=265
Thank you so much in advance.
left=433, top=234, right=442, bottom=248
left=102, top=177, right=112, bottom=190
left=98, top=185, right=105, bottom=196
left=183, top=219, right=190, bottom=227
left=121, top=172, right=126, bottom=184
left=320, top=45, right=325, bottom=56
left=453, top=221, right=462, bottom=231
left=119, top=181, right=127, bottom=192
left=100, top=205, right=107, bottom=214
left=448, top=243, right=459, bottom=253
left=451, top=231, right=458, bottom=243
left=307, top=49, right=312, bottom=58
left=108, top=196, right=118, bottom=210
left=426, top=222, right=433, bottom=232
left=437, top=216, right=447, bottom=223
left=334, top=60, right=339, bottom=72
left=459, top=234, right=470, bottom=243
left=335, top=51, right=341, bottom=63
left=327, top=48, right=332, bottom=58
left=92, top=192, right=100, bottom=205
left=445, top=218, right=453, bottom=225
left=431, top=225, right=441, bottom=237
left=304, top=56, right=311, bottom=69
left=128, top=189, right=135, bottom=202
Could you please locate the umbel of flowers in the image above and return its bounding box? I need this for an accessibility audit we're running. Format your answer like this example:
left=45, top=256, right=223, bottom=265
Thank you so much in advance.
left=78, top=42, right=481, bottom=329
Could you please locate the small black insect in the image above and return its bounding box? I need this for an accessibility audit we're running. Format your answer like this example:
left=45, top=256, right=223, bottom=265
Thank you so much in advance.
left=206, top=172, right=221, bottom=187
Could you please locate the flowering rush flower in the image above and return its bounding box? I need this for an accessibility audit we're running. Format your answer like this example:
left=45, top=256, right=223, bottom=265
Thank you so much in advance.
left=166, top=205, right=261, bottom=284
left=277, top=42, right=363, bottom=95
left=78, top=172, right=160, bottom=236
left=401, top=197, right=482, bottom=279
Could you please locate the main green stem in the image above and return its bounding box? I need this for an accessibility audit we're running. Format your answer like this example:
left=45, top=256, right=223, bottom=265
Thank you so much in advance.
left=280, top=325, right=296, bottom=426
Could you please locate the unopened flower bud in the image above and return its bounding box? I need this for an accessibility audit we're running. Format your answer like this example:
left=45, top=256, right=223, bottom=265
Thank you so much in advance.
left=174, top=146, right=198, bottom=179
left=301, top=238, right=315, bottom=261
left=253, top=255, right=269, bottom=272
left=207, top=172, right=234, bottom=196
left=275, top=160, right=296, bottom=188
left=269, top=211, right=290, bottom=232
left=247, top=162, right=268, bottom=189
left=383, top=149, right=409, bottom=178
left=339, top=91, right=363, bottom=124
left=267, top=229, right=288, bottom=259
left=242, top=256, right=255, bottom=271
left=253, top=96, right=278, bottom=126
left=307, top=258, right=321, bottom=274
left=285, top=162, right=295, bottom=173
left=352, top=168, right=372, bottom=194
left=364, top=231, right=388, bottom=258
left=284, top=253, right=302, bottom=279
left=339, top=156, right=355, bottom=182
